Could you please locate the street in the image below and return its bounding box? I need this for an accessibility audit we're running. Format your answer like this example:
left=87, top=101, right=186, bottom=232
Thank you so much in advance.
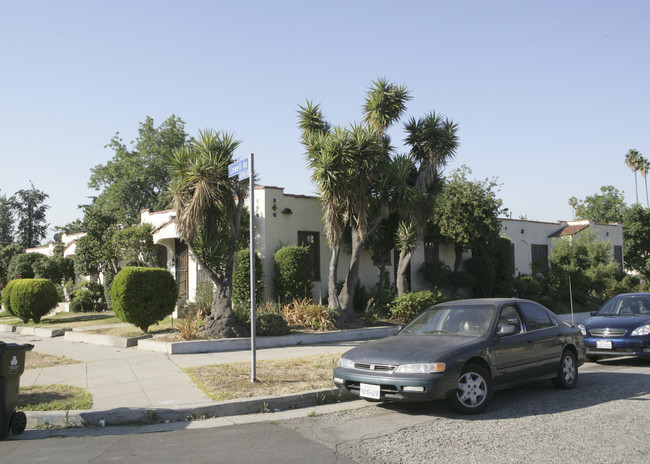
left=2, top=357, right=648, bottom=463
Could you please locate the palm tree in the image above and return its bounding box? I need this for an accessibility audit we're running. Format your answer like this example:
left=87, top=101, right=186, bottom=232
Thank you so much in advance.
left=568, top=196, right=578, bottom=219
left=638, top=156, right=649, bottom=207
left=625, top=149, right=641, bottom=204
left=168, top=129, right=248, bottom=338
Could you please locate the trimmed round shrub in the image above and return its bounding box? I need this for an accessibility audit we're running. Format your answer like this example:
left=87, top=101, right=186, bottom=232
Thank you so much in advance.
left=256, top=313, right=290, bottom=336
left=2, top=279, right=19, bottom=316
left=273, top=245, right=312, bottom=303
left=111, top=267, right=178, bottom=333
left=389, top=290, right=446, bottom=323
left=7, top=278, right=59, bottom=323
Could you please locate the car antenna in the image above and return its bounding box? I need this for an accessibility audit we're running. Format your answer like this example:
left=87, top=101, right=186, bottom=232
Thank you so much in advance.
left=568, top=275, right=575, bottom=326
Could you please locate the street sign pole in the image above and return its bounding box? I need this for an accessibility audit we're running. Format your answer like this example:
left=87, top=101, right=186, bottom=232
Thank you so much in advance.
left=228, top=154, right=256, bottom=382
left=249, top=153, right=256, bottom=382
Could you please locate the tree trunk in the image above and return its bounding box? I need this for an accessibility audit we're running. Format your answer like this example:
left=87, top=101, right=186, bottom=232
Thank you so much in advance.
left=203, top=276, right=249, bottom=338
left=454, top=245, right=463, bottom=272
left=327, top=240, right=341, bottom=311
left=338, top=230, right=363, bottom=321
left=396, top=249, right=413, bottom=296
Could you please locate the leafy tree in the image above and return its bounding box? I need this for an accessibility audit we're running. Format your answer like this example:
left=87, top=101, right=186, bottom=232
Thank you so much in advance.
left=33, top=254, right=75, bottom=284
left=0, top=193, right=14, bottom=246
left=549, top=229, right=619, bottom=307
left=168, top=129, right=249, bottom=338
left=112, top=223, right=158, bottom=267
left=0, top=243, right=23, bottom=288
left=89, top=115, right=189, bottom=225
left=11, top=182, right=49, bottom=248
left=622, top=204, right=650, bottom=280
left=298, top=79, right=409, bottom=319
left=575, top=185, right=627, bottom=223
left=432, top=166, right=504, bottom=272
left=54, top=219, right=85, bottom=238
left=74, top=206, right=120, bottom=278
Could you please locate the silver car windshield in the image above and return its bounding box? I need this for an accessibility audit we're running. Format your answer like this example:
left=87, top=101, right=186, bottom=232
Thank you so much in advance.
left=399, top=305, right=496, bottom=337
left=597, top=296, right=650, bottom=316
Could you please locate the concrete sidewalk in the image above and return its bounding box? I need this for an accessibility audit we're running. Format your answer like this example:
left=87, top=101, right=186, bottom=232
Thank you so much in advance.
left=1, top=330, right=360, bottom=430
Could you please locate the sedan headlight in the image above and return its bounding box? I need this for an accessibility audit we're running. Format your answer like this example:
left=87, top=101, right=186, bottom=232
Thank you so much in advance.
left=578, top=324, right=587, bottom=336
left=394, top=363, right=446, bottom=374
left=338, top=357, right=355, bottom=369
left=631, top=324, right=650, bottom=336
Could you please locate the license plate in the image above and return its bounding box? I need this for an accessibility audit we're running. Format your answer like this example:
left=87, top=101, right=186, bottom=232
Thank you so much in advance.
left=359, top=383, right=380, bottom=399
left=596, top=340, right=613, bottom=349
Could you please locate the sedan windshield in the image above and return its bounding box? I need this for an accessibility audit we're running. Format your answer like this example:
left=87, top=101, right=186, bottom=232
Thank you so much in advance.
left=400, top=305, right=496, bottom=337
left=596, top=296, right=650, bottom=316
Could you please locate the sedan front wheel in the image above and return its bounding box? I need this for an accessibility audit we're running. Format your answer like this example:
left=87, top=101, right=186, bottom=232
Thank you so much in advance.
left=447, top=363, right=493, bottom=414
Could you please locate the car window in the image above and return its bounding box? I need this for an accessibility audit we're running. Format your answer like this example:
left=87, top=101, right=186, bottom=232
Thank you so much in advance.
left=598, top=296, right=650, bottom=315
left=519, top=302, right=554, bottom=331
left=400, top=305, right=496, bottom=337
left=496, top=305, right=522, bottom=336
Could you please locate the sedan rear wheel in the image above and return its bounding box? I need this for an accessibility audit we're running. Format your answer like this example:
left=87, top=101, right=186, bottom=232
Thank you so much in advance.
left=447, top=363, right=493, bottom=414
left=552, top=350, right=578, bottom=389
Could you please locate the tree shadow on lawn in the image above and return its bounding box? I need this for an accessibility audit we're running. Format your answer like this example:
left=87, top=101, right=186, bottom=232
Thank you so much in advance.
left=380, top=357, right=650, bottom=420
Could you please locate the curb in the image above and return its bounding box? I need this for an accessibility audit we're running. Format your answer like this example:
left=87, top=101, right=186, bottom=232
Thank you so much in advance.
left=63, top=331, right=152, bottom=348
left=25, top=388, right=356, bottom=429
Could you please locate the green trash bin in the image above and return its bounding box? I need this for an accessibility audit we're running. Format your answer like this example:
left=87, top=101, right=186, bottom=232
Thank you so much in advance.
left=0, top=341, right=34, bottom=439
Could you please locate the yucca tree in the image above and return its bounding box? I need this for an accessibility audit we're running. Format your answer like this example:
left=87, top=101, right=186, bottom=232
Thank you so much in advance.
left=392, top=112, right=459, bottom=295
left=625, top=148, right=642, bottom=204
left=638, top=156, right=649, bottom=207
left=298, top=79, right=410, bottom=319
left=168, top=129, right=248, bottom=337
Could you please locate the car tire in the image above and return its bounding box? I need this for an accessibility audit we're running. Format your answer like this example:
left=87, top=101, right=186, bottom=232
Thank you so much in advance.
left=447, top=363, right=493, bottom=414
left=552, top=350, right=578, bottom=389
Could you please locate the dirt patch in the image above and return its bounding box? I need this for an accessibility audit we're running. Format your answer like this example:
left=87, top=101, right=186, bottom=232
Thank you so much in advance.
left=25, top=352, right=81, bottom=370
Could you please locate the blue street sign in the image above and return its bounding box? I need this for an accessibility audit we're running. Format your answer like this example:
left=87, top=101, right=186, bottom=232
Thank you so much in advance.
left=228, top=157, right=250, bottom=180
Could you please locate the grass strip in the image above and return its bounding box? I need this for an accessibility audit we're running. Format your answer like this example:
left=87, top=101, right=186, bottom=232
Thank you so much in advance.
left=25, top=352, right=81, bottom=370
left=18, top=385, right=92, bottom=411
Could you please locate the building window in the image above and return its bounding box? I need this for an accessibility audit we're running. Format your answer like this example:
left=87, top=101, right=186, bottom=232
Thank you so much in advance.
left=531, top=244, right=549, bottom=269
left=424, top=236, right=439, bottom=264
left=298, top=231, right=320, bottom=281
left=613, top=245, right=623, bottom=271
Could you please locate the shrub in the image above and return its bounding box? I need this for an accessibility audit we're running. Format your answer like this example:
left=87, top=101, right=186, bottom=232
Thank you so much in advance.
left=6, top=279, right=59, bottom=323
left=70, top=280, right=107, bottom=313
left=232, top=249, right=264, bottom=313
left=256, top=313, right=290, bottom=336
left=111, top=267, right=178, bottom=333
left=282, top=299, right=338, bottom=331
left=33, top=255, right=75, bottom=284
left=513, top=274, right=543, bottom=300
left=389, top=290, right=446, bottom=323
left=273, top=246, right=312, bottom=303
left=6, top=253, right=44, bottom=280
left=2, top=279, right=18, bottom=316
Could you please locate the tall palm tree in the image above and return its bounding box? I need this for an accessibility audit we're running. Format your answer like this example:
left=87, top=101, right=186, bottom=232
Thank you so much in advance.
left=625, top=148, right=641, bottom=204
left=168, top=129, right=248, bottom=338
left=638, top=156, right=649, bottom=207
left=568, top=196, right=578, bottom=219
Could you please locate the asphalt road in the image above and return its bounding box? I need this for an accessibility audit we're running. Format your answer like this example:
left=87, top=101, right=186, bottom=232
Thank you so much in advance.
left=2, top=357, right=649, bottom=464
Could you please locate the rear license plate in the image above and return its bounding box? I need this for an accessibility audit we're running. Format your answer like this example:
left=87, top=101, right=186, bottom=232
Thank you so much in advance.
left=596, top=340, right=613, bottom=349
left=360, top=383, right=380, bottom=399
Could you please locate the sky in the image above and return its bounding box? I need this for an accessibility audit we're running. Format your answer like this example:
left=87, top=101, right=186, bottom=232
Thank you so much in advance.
left=1, top=0, right=649, bottom=242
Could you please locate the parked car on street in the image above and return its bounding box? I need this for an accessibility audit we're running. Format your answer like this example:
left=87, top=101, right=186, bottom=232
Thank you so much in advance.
left=578, top=293, right=650, bottom=361
left=333, top=298, right=585, bottom=414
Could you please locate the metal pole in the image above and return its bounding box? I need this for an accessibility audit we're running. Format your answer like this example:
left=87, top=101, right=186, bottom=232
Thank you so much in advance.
left=249, top=153, right=256, bottom=382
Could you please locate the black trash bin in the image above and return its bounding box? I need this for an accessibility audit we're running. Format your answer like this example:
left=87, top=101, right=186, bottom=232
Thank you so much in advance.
left=0, top=341, right=34, bottom=439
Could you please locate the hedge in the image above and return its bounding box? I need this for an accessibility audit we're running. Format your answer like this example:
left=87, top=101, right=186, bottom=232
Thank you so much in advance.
left=389, top=290, right=446, bottom=323
left=4, top=279, right=59, bottom=323
left=110, top=267, right=178, bottom=333
left=273, top=245, right=312, bottom=304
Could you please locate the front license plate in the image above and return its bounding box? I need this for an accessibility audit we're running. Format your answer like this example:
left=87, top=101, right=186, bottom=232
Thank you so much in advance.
left=596, top=340, right=613, bottom=349
left=359, top=383, right=380, bottom=399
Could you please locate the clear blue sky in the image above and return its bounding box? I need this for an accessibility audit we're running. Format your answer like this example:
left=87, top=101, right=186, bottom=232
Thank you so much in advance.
left=1, top=1, right=648, bottom=241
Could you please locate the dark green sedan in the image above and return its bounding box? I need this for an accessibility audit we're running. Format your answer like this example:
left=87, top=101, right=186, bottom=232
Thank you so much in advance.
left=333, top=298, right=585, bottom=414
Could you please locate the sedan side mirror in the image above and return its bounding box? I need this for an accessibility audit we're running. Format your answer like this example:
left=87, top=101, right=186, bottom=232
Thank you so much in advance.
left=497, top=324, right=516, bottom=336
